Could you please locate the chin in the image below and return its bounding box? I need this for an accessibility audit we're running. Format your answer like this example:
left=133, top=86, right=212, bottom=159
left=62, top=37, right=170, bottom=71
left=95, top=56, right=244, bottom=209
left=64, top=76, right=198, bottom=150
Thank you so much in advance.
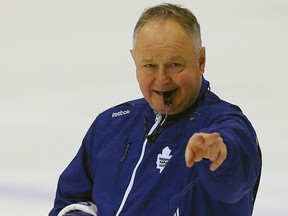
left=154, top=106, right=166, bottom=114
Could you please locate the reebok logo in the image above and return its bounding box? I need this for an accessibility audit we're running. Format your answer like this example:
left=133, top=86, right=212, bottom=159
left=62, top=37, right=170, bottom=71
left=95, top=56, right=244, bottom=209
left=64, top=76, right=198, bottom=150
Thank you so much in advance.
left=112, top=109, right=131, bottom=118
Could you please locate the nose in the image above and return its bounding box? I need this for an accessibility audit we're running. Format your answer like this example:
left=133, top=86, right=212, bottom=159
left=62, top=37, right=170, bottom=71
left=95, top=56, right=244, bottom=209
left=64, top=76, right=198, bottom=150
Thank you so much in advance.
left=154, top=67, right=171, bottom=86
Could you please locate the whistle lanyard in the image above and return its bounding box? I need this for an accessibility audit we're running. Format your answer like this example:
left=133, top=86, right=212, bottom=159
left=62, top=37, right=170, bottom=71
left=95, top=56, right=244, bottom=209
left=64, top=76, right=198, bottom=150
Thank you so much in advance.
left=144, top=86, right=210, bottom=142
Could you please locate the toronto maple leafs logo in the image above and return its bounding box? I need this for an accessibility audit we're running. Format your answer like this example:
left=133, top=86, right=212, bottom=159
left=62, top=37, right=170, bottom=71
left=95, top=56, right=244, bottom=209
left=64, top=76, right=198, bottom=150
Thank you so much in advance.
left=156, top=146, right=172, bottom=173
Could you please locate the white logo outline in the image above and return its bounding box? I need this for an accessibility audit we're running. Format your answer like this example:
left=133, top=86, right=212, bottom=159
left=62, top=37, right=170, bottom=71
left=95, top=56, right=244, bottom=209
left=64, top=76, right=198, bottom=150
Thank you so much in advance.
left=156, top=146, right=172, bottom=173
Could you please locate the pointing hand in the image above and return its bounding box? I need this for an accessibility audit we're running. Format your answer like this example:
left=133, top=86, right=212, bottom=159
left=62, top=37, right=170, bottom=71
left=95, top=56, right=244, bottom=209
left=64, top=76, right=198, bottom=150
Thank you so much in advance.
left=185, top=132, right=227, bottom=171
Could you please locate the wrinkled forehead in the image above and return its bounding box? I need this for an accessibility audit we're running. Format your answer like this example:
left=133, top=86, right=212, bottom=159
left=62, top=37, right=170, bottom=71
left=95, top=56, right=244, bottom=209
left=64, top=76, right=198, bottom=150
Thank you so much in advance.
left=133, top=18, right=193, bottom=46
left=137, top=20, right=191, bottom=45
left=134, top=19, right=197, bottom=57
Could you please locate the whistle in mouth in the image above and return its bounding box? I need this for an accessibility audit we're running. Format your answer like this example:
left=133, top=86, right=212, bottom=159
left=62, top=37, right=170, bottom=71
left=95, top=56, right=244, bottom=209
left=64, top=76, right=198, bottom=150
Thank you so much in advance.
left=163, top=91, right=172, bottom=105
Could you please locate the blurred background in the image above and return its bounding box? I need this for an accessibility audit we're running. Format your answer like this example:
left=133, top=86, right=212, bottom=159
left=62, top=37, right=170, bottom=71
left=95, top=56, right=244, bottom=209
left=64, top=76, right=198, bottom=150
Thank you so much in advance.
left=1, top=0, right=287, bottom=215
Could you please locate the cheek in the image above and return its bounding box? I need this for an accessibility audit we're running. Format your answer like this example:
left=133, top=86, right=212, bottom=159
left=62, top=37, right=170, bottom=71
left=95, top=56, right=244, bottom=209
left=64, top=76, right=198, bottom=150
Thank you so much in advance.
left=137, top=73, right=152, bottom=94
left=177, top=74, right=199, bottom=94
left=175, top=75, right=193, bottom=89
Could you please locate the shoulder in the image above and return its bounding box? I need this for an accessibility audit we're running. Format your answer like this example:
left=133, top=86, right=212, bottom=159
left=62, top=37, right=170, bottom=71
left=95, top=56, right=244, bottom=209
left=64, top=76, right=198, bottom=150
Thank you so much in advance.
left=199, top=91, right=255, bottom=132
left=112, top=98, right=146, bottom=109
left=84, top=98, right=146, bottom=140
left=92, top=98, right=146, bottom=124
left=104, top=98, right=146, bottom=116
left=198, top=91, right=251, bottom=125
left=203, top=91, right=243, bottom=114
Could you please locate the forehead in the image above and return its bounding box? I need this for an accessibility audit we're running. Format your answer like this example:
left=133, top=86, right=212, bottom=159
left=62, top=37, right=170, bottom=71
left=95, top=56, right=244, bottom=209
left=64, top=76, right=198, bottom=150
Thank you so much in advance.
left=137, top=19, right=190, bottom=43
left=134, top=19, right=197, bottom=59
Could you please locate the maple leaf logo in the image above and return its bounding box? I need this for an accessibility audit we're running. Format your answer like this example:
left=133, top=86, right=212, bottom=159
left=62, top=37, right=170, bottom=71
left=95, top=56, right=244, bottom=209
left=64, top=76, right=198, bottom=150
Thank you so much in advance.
left=156, top=146, right=172, bottom=173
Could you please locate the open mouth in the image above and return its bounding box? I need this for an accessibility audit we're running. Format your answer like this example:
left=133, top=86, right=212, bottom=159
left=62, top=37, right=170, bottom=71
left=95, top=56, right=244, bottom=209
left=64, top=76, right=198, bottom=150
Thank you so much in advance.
left=154, top=89, right=177, bottom=96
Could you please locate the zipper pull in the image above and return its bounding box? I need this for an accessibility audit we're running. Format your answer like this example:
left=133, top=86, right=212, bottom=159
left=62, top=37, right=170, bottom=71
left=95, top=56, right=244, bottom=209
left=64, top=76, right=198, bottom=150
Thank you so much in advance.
left=155, top=112, right=162, bottom=123
left=120, top=142, right=131, bottom=162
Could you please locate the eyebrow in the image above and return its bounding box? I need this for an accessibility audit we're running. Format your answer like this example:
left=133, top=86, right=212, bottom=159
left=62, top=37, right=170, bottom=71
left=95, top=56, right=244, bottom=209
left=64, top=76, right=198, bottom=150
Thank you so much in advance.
left=141, top=59, right=154, bottom=63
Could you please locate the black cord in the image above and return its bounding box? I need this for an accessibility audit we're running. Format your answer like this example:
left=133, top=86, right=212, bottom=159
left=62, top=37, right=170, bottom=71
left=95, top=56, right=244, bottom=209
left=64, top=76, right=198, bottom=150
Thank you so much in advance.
left=145, top=86, right=210, bottom=142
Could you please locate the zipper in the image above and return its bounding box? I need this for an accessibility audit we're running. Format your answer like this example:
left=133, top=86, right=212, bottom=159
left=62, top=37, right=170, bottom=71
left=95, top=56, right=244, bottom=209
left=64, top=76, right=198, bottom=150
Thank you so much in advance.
left=115, top=112, right=162, bottom=215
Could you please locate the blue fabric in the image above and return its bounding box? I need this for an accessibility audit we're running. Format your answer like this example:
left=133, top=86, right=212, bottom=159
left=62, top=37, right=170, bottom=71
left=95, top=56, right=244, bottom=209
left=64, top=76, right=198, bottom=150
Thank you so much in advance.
left=49, top=78, right=261, bottom=216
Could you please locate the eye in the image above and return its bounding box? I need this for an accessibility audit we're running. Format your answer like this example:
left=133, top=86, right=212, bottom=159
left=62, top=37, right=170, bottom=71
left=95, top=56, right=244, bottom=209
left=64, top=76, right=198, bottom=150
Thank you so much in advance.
left=169, top=63, right=184, bottom=72
left=143, top=64, right=157, bottom=73
left=144, top=64, right=156, bottom=68
left=171, top=63, right=184, bottom=68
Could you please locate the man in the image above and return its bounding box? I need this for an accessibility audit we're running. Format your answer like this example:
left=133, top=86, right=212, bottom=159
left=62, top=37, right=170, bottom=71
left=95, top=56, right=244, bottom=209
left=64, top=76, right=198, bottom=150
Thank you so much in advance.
left=50, top=3, right=261, bottom=216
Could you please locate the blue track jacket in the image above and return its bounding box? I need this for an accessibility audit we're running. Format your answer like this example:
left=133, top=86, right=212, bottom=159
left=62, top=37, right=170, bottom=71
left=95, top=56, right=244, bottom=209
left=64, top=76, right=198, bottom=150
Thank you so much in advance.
left=50, top=78, right=261, bottom=216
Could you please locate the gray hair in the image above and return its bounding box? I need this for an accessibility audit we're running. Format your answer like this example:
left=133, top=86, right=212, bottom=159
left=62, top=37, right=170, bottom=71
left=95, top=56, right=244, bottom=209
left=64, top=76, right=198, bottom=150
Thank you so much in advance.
left=133, top=3, right=202, bottom=53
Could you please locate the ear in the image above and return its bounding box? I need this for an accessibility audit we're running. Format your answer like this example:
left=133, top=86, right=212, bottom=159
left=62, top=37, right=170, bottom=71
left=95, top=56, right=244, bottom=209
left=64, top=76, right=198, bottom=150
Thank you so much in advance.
left=199, top=47, right=206, bottom=74
left=130, top=49, right=135, bottom=60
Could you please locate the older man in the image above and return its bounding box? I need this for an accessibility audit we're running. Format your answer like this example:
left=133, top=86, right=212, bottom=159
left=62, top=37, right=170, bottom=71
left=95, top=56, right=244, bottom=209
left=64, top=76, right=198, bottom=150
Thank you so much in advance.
left=50, top=3, right=261, bottom=216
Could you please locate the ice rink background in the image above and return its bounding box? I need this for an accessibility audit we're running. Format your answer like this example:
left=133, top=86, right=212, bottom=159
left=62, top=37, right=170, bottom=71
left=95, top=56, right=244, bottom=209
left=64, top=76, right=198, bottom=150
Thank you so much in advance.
left=1, top=0, right=287, bottom=215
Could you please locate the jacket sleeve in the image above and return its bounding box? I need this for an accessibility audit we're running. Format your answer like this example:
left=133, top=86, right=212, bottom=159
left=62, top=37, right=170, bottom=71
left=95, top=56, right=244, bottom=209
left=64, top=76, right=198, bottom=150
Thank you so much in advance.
left=196, top=111, right=261, bottom=204
left=49, top=122, right=97, bottom=216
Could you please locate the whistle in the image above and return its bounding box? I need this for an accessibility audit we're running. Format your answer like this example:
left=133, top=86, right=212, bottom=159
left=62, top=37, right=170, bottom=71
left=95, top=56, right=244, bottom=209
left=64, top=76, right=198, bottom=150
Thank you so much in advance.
left=163, top=92, right=172, bottom=105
